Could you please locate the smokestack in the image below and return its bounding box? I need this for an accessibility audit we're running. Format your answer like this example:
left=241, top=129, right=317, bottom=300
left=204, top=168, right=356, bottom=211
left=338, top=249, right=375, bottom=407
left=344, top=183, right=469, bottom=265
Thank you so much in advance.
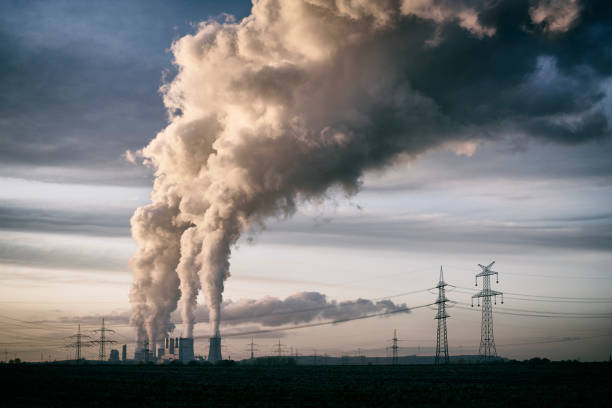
left=207, top=336, right=222, bottom=363
left=121, top=344, right=126, bottom=362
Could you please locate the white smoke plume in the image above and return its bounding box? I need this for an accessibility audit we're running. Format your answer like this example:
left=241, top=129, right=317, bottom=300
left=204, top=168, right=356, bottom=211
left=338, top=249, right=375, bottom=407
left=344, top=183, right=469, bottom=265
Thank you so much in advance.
left=128, top=0, right=606, bottom=346
left=201, top=291, right=408, bottom=328
left=58, top=292, right=407, bottom=329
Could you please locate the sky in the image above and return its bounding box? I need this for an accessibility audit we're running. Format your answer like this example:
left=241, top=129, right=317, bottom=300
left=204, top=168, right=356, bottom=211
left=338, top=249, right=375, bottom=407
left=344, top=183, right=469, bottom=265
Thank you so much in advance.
left=0, top=0, right=611, bottom=362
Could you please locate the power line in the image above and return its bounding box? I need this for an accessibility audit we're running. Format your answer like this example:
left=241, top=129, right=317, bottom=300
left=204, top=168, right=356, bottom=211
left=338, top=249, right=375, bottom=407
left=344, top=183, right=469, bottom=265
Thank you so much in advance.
left=496, top=333, right=612, bottom=347
left=202, top=302, right=434, bottom=339
left=450, top=286, right=611, bottom=302
left=455, top=305, right=612, bottom=319
left=444, top=265, right=612, bottom=280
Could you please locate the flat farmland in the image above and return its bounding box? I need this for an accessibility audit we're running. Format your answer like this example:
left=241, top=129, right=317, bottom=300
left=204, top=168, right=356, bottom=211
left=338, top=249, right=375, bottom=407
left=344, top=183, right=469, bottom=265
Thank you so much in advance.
left=1, top=363, right=610, bottom=407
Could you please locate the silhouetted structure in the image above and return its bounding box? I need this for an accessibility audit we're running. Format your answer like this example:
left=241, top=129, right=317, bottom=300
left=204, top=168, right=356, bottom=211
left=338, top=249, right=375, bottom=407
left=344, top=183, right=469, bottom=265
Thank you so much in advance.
left=273, top=339, right=286, bottom=358
left=472, top=261, right=504, bottom=359
left=391, top=329, right=399, bottom=365
left=134, top=340, right=154, bottom=362
left=158, top=337, right=194, bottom=363
left=91, top=318, right=116, bottom=361
left=121, top=344, right=127, bottom=362
left=435, top=266, right=450, bottom=364
left=247, top=338, right=258, bottom=360
left=109, top=349, right=119, bottom=362
left=65, top=324, right=91, bottom=361
left=208, top=336, right=222, bottom=362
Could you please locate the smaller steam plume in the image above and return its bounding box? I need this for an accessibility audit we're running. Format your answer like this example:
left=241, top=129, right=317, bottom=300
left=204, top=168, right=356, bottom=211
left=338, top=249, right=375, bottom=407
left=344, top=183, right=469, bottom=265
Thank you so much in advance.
left=197, top=292, right=409, bottom=328
left=54, top=292, right=408, bottom=332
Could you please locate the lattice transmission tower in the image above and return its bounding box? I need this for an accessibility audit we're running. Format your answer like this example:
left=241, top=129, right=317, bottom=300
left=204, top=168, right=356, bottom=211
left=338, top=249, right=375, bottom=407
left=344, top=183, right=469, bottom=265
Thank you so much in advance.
left=391, top=329, right=399, bottom=365
left=274, top=339, right=287, bottom=357
left=246, top=337, right=258, bottom=360
left=91, top=318, right=116, bottom=361
left=434, top=266, right=450, bottom=364
left=65, top=324, right=91, bottom=362
left=472, top=261, right=504, bottom=359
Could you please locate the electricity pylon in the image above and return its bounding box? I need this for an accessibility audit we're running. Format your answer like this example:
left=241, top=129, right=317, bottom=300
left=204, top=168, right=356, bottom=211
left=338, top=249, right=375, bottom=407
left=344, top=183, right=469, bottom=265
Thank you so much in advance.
left=91, top=318, right=116, bottom=361
left=391, top=329, right=399, bottom=365
left=65, top=324, right=91, bottom=362
left=274, top=339, right=287, bottom=357
left=246, top=337, right=258, bottom=360
left=472, top=261, right=504, bottom=359
left=434, top=266, right=450, bottom=364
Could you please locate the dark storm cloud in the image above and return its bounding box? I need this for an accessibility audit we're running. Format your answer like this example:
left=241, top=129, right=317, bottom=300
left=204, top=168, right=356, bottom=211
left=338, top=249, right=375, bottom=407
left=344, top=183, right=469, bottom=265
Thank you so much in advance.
left=0, top=0, right=610, bottom=187
left=393, top=0, right=612, bottom=146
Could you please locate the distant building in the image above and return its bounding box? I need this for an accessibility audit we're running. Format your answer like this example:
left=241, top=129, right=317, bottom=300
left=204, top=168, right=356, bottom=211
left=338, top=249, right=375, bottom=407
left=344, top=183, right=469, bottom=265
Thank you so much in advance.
left=178, top=338, right=194, bottom=363
left=134, top=341, right=155, bottom=362
left=121, top=344, right=127, bottom=362
left=134, top=348, right=155, bottom=362
left=109, top=349, right=120, bottom=362
left=158, top=337, right=194, bottom=363
left=208, top=337, right=222, bottom=363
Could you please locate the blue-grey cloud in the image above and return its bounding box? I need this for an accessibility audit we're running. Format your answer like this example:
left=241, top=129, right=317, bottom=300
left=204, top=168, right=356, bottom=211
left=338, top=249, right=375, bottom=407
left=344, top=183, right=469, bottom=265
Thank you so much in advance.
left=0, top=0, right=250, bottom=185
left=254, top=211, right=612, bottom=253
left=0, top=203, right=130, bottom=236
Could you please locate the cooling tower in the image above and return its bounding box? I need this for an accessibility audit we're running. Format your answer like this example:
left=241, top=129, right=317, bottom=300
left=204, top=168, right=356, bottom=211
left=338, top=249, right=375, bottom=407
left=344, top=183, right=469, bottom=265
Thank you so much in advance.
left=207, top=336, right=222, bottom=362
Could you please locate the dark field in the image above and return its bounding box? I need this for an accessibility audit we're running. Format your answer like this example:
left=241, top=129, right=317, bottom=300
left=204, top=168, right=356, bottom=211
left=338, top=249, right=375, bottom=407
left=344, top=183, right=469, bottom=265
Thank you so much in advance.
left=1, top=363, right=610, bottom=407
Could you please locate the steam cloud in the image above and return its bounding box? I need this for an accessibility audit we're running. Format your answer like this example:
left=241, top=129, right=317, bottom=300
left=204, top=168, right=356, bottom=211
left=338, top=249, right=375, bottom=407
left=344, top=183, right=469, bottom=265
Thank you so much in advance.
left=59, top=292, right=407, bottom=329
left=129, top=0, right=611, bottom=346
left=204, top=292, right=408, bottom=328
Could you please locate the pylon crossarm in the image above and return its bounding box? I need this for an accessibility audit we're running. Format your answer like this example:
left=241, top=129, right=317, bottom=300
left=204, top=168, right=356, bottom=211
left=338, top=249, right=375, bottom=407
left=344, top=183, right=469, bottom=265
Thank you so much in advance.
left=475, top=270, right=498, bottom=278
left=472, top=289, right=503, bottom=298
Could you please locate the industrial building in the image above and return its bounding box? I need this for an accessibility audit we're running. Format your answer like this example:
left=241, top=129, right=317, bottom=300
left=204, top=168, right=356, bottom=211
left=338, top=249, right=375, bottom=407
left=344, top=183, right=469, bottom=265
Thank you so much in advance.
left=157, top=337, right=194, bottom=363
left=208, top=336, right=222, bottom=362
left=109, top=349, right=120, bottom=362
left=134, top=340, right=155, bottom=362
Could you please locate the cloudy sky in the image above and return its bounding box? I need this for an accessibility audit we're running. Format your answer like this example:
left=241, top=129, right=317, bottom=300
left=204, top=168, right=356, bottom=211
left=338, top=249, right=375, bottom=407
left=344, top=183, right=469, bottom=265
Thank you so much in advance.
left=1, top=0, right=611, bottom=362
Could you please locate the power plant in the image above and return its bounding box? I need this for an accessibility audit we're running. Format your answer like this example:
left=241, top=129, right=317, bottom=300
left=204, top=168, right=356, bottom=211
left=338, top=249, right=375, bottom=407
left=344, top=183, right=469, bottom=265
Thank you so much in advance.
left=133, top=337, right=195, bottom=363
left=60, top=262, right=505, bottom=365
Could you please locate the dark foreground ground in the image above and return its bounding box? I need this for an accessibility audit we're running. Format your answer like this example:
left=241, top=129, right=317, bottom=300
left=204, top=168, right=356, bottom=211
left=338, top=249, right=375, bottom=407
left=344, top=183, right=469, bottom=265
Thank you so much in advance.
left=1, top=363, right=610, bottom=407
